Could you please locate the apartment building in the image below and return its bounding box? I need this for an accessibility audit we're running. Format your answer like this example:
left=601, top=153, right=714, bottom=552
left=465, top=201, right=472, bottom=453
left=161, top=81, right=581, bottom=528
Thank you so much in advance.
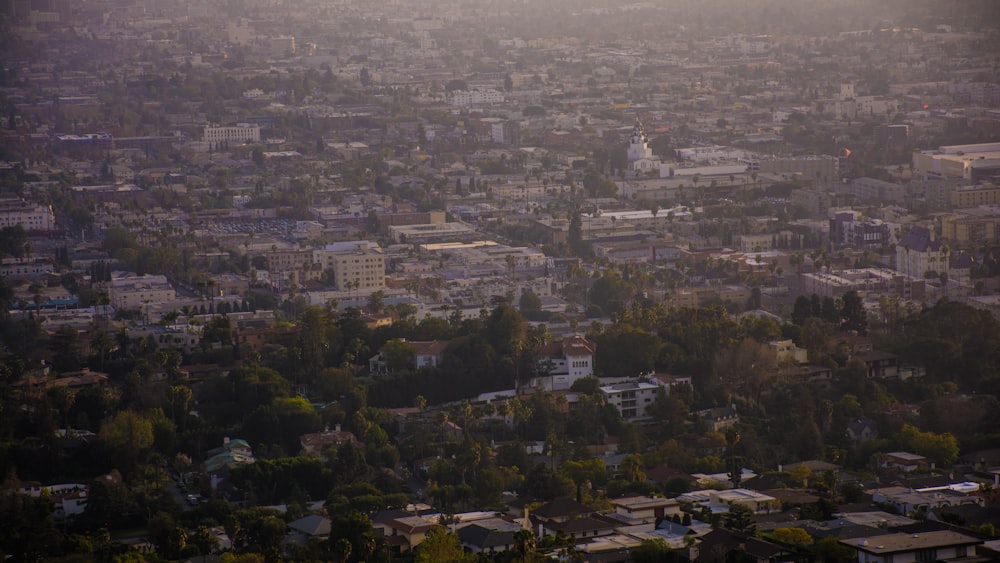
left=313, top=241, right=386, bottom=291
left=203, top=124, right=261, bottom=144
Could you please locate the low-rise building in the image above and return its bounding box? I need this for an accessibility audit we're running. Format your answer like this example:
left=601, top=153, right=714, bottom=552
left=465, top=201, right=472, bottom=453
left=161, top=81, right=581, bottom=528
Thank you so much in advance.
left=109, top=274, right=176, bottom=310
left=841, top=530, right=982, bottom=562
left=676, top=488, right=779, bottom=514
left=601, top=381, right=659, bottom=422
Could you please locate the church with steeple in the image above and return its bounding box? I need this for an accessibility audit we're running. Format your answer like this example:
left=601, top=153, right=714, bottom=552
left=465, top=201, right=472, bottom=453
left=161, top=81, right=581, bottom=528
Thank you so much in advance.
left=626, top=117, right=660, bottom=174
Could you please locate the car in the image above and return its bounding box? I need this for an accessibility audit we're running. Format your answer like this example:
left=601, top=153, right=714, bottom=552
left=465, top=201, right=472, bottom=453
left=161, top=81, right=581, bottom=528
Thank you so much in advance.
left=186, top=494, right=199, bottom=506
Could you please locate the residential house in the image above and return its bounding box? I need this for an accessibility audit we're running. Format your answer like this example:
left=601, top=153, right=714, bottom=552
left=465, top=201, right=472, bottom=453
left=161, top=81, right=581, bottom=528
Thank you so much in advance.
left=846, top=418, right=879, bottom=443
left=17, top=483, right=89, bottom=519
left=769, top=339, right=808, bottom=364
left=373, top=514, right=440, bottom=553
left=697, top=529, right=808, bottom=563
left=368, top=339, right=449, bottom=375
left=299, top=425, right=360, bottom=459
left=608, top=496, right=682, bottom=525
left=205, top=437, right=256, bottom=486
left=697, top=405, right=739, bottom=431
left=529, top=335, right=597, bottom=391
left=457, top=523, right=516, bottom=555
left=881, top=451, right=929, bottom=473
left=676, top=489, right=779, bottom=514
left=840, top=530, right=983, bottom=563
left=285, top=515, right=331, bottom=546
left=858, top=350, right=903, bottom=379
left=872, top=486, right=981, bottom=516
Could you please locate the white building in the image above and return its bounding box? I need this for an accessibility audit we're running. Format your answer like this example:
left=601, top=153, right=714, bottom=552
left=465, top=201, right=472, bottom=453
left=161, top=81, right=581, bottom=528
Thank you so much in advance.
left=0, top=200, right=56, bottom=232
left=203, top=124, right=261, bottom=144
left=531, top=335, right=597, bottom=391
left=626, top=118, right=659, bottom=173
left=449, top=89, right=505, bottom=107
left=896, top=226, right=950, bottom=278
left=600, top=381, right=659, bottom=422
left=109, top=274, right=176, bottom=310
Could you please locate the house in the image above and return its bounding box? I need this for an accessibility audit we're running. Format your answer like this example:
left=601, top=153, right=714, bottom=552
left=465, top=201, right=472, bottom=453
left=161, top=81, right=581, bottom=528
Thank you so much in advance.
left=286, top=515, right=331, bottom=545
left=872, top=486, right=981, bottom=515
left=697, top=405, right=739, bottom=431
left=456, top=523, right=516, bottom=555
left=372, top=515, right=440, bottom=553
left=769, top=339, right=808, bottom=364
left=676, top=489, right=779, bottom=514
left=881, top=451, right=929, bottom=473
left=696, top=528, right=808, bottom=563
left=530, top=335, right=597, bottom=391
left=299, top=425, right=360, bottom=459
left=537, top=515, right=618, bottom=540
left=205, top=437, right=256, bottom=484
left=17, top=483, right=89, bottom=519
left=840, top=530, right=983, bottom=563
left=368, top=339, right=449, bottom=375
left=529, top=498, right=593, bottom=525
left=858, top=350, right=902, bottom=379
left=846, top=418, right=879, bottom=443
left=608, top=496, right=682, bottom=524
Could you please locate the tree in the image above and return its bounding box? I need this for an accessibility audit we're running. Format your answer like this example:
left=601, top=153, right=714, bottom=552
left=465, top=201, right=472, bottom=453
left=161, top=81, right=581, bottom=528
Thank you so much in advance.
left=414, top=528, right=470, bottom=563
left=99, top=411, right=154, bottom=469
left=632, top=538, right=673, bottom=563
left=379, top=338, right=416, bottom=373
left=840, top=290, right=868, bottom=335
left=723, top=504, right=757, bottom=535
left=770, top=527, right=813, bottom=548
left=896, top=424, right=959, bottom=466
left=512, top=529, right=537, bottom=563
left=519, top=290, right=542, bottom=313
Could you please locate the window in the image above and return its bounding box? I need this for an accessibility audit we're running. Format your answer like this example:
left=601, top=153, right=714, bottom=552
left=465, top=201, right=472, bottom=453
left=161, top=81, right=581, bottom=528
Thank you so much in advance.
left=915, top=549, right=935, bottom=562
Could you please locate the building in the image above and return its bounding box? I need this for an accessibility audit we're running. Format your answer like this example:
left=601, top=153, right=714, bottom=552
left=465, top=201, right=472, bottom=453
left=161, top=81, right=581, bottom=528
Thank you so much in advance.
left=697, top=405, right=739, bottom=431
left=0, top=198, right=56, bottom=232
left=530, top=335, right=597, bottom=391
left=769, top=339, right=808, bottom=364
left=790, top=188, right=832, bottom=216
left=600, top=381, right=659, bottom=422
left=874, top=124, right=910, bottom=148
left=676, top=488, right=779, bottom=514
left=388, top=222, right=477, bottom=245
left=108, top=274, right=176, bottom=310
left=313, top=241, right=386, bottom=291
left=940, top=206, right=1000, bottom=245
left=203, top=124, right=261, bottom=144
left=880, top=452, right=929, bottom=473
left=829, top=212, right=893, bottom=249
left=368, top=339, right=448, bottom=375
left=951, top=184, right=1000, bottom=208
left=608, top=496, right=681, bottom=525
left=626, top=118, right=659, bottom=173
left=17, top=483, right=89, bottom=519
left=913, top=142, right=1000, bottom=180
left=896, top=226, right=950, bottom=278
left=756, top=154, right=838, bottom=184
left=449, top=89, right=505, bottom=107
left=851, top=177, right=906, bottom=204
left=841, top=530, right=982, bottom=562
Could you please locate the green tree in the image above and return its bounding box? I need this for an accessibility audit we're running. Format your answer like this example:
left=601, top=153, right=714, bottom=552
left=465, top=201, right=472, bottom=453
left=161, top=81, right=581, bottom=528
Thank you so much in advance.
left=99, top=411, right=154, bottom=469
left=840, top=290, right=868, bottom=335
left=414, top=528, right=470, bottom=563
left=723, top=504, right=757, bottom=535
left=770, top=527, right=813, bottom=548
left=632, top=538, right=672, bottom=563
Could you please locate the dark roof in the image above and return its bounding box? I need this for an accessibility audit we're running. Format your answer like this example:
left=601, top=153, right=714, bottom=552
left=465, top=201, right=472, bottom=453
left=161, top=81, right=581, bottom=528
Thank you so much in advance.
left=696, top=529, right=797, bottom=562
left=288, top=515, right=331, bottom=537
left=531, top=497, right=592, bottom=519
left=543, top=516, right=617, bottom=533
left=457, top=524, right=514, bottom=549
left=898, top=226, right=943, bottom=253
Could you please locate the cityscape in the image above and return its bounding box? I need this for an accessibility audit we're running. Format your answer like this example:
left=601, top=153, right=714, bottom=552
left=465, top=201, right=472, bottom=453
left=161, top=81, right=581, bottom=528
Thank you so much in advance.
left=2, top=0, right=1000, bottom=561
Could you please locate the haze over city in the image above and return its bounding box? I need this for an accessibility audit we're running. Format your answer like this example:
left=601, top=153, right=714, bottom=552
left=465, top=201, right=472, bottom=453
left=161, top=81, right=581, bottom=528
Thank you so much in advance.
left=1, top=0, right=1000, bottom=561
